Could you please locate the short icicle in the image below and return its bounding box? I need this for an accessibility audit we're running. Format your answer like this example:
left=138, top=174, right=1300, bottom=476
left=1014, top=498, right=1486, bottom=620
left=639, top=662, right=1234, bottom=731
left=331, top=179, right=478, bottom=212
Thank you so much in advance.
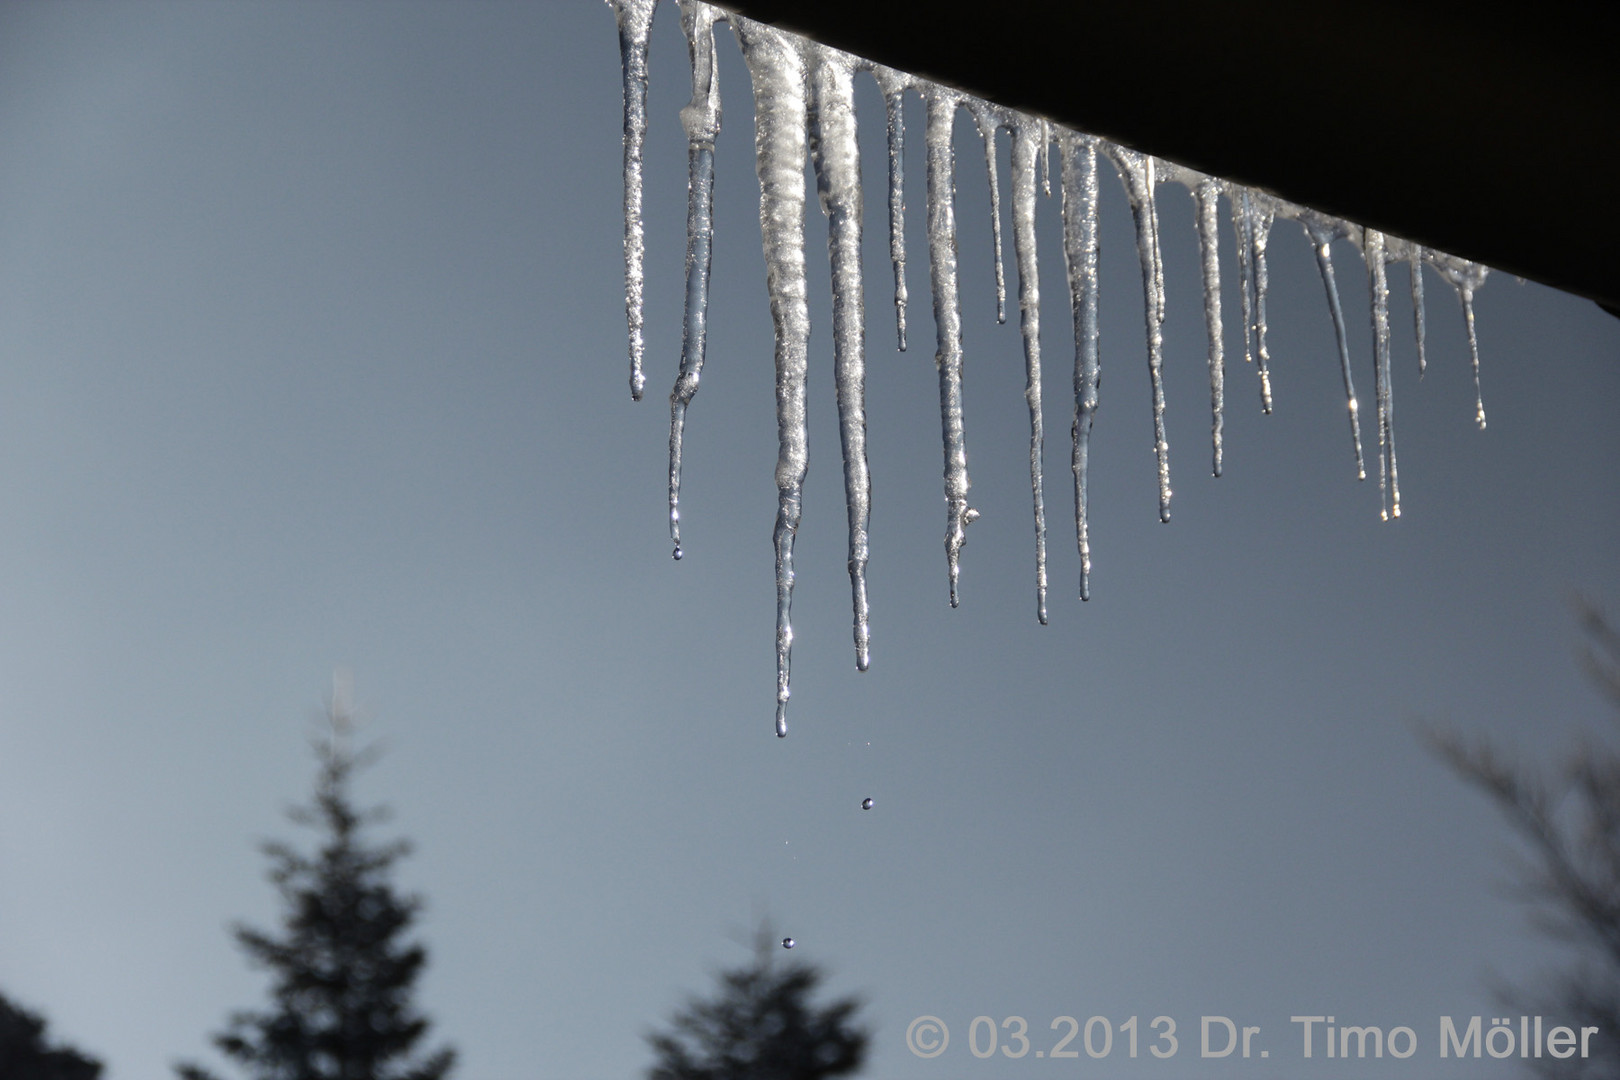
left=1250, top=193, right=1276, bottom=392
left=1301, top=212, right=1366, bottom=479
left=873, top=65, right=911, bottom=352
left=1107, top=144, right=1171, bottom=522
left=1410, top=246, right=1428, bottom=376
left=1193, top=177, right=1225, bottom=477
left=1230, top=189, right=1272, bottom=414
left=668, top=0, right=723, bottom=560
left=1365, top=227, right=1400, bottom=520
left=969, top=101, right=1008, bottom=324
left=1058, top=130, right=1101, bottom=601
left=609, top=0, right=657, bottom=400
left=809, top=45, right=873, bottom=671
left=924, top=85, right=977, bottom=607
left=734, top=16, right=812, bottom=736
left=1429, top=253, right=1489, bottom=430
left=1010, top=121, right=1048, bottom=624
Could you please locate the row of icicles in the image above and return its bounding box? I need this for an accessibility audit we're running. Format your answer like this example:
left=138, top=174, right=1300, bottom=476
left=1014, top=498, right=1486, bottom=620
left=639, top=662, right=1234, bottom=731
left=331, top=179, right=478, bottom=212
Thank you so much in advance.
left=606, top=0, right=1492, bottom=736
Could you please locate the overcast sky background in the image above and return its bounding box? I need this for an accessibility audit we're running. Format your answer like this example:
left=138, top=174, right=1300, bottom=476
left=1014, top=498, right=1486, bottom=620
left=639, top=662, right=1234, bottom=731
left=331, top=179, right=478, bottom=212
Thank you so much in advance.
left=1, top=3, right=1618, bottom=1078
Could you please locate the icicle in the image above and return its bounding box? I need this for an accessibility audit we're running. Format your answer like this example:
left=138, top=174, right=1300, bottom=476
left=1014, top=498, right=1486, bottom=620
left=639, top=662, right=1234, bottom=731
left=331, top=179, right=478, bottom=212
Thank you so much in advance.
left=734, top=17, right=811, bottom=736
left=1040, top=119, right=1052, bottom=198
left=969, top=101, right=1008, bottom=324
left=1230, top=189, right=1272, bottom=414
left=1250, top=193, right=1275, bottom=388
left=668, top=1, right=723, bottom=560
left=872, top=65, right=910, bottom=352
left=1059, top=130, right=1100, bottom=601
left=1105, top=145, right=1171, bottom=522
left=1010, top=121, right=1048, bottom=624
left=809, top=45, right=872, bottom=671
left=1429, top=252, right=1490, bottom=429
left=924, top=86, right=977, bottom=607
left=1192, top=178, right=1225, bottom=477
left=608, top=0, right=656, bottom=400
left=1366, top=227, right=1400, bottom=520
left=1410, top=246, right=1428, bottom=376
left=1301, top=212, right=1365, bottom=479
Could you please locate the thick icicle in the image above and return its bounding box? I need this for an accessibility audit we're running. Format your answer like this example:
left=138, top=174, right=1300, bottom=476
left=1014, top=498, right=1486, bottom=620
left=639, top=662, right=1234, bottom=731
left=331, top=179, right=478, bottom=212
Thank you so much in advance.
left=1230, top=189, right=1273, bottom=414
left=1010, top=121, right=1048, bottom=624
left=1301, top=212, right=1366, bottom=479
left=1192, top=178, right=1225, bottom=477
left=924, top=86, right=977, bottom=607
left=809, top=45, right=872, bottom=671
left=1108, top=145, right=1171, bottom=522
left=609, top=0, right=657, bottom=400
left=1429, top=252, right=1489, bottom=429
left=1410, top=246, right=1428, bottom=376
left=872, top=65, right=910, bottom=351
left=734, top=17, right=811, bottom=736
left=1059, top=131, right=1100, bottom=601
left=668, top=0, right=723, bottom=560
left=1366, top=227, right=1400, bottom=520
left=969, top=101, right=1008, bottom=324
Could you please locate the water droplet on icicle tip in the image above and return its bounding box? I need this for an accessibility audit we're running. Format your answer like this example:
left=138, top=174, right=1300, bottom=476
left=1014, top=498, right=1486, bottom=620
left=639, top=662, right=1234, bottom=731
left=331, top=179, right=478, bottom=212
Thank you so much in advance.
left=781, top=937, right=796, bottom=949
left=861, top=796, right=873, bottom=810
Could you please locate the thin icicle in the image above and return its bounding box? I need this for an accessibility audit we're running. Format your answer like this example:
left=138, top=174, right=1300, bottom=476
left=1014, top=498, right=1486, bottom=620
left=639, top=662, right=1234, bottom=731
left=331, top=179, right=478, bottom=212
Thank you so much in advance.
left=734, top=17, right=811, bottom=736
left=1106, top=145, right=1171, bottom=522
left=609, top=0, right=656, bottom=400
left=924, top=86, right=977, bottom=607
left=1366, top=227, right=1400, bottom=520
left=872, top=65, right=910, bottom=352
left=1192, top=178, right=1225, bottom=476
left=1010, top=121, right=1048, bottom=624
left=668, top=0, right=723, bottom=560
left=1230, top=189, right=1272, bottom=414
left=969, top=101, right=1008, bottom=324
left=809, top=45, right=872, bottom=671
left=1059, top=130, right=1100, bottom=601
left=1429, top=252, right=1490, bottom=429
left=1250, top=193, right=1275, bottom=390
left=1301, top=212, right=1365, bottom=479
left=1040, top=120, right=1052, bottom=198
left=1410, top=246, right=1428, bottom=376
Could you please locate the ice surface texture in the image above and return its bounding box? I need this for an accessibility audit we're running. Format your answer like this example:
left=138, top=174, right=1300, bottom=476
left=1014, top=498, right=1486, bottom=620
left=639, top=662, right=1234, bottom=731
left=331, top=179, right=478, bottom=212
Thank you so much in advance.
left=608, top=0, right=1491, bottom=732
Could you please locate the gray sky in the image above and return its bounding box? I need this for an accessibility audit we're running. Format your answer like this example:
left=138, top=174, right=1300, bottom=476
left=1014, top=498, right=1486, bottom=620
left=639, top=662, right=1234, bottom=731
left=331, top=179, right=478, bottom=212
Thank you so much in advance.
left=1, top=3, right=1617, bottom=1078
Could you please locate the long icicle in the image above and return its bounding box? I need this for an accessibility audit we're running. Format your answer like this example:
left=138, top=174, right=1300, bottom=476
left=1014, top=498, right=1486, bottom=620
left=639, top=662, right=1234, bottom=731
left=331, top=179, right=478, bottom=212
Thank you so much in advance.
left=872, top=65, right=910, bottom=351
left=1251, top=193, right=1275, bottom=387
left=970, top=101, right=1008, bottom=324
left=809, top=45, right=872, bottom=671
left=668, top=0, right=723, bottom=560
left=1010, top=121, right=1048, bottom=624
left=1193, top=178, right=1225, bottom=477
left=1429, top=252, right=1490, bottom=429
left=1108, top=145, right=1171, bottom=522
left=1059, top=130, right=1100, bottom=601
left=1366, top=227, right=1400, bottom=520
left=1302, top=212, right=1366, bottom=479
left=609, top=0, right=656, bottom=400
left=924, top=86, right=977, bottom=607
left=734, top=17, right=811, bottom=736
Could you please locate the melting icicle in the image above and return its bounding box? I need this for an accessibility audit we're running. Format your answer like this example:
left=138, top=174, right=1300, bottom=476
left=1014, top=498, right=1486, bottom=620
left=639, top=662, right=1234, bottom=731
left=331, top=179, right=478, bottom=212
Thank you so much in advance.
left=872, top=65, right=911, bottom=352
left=1107, top=145, right=1171, bottom=522
left=668, top=0, right=723, bottom=560
left=1429, top=252, right=1490, bottom=429
left=808, top=44, right=872, bottom=671
left=1010, top=120, right=1048, bottom=624
left=969, top=101, right=1008, bottom=324
left=1365, top=227, right=1400, bottom=520
left=609, top=0, right=657, bottom=400
left=1189, top=177, right=1225, bottom=477
left=1059, top=130, right=1100, bottom=601
left=924, top=85, right=977, bottom=607
left=1230, top=190, right=1272, bottom=414
left=734, top=16, right=811, bottom=737
left=1410, top=246, right=1428, bottom=376
left=1301, top=212, right=1366, bottom=479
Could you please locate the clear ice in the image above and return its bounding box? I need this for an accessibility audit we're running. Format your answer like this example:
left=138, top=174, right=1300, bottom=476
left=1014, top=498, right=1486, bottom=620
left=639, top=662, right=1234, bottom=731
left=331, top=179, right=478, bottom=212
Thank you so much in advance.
left=608, top=0, right=1493, bottom=730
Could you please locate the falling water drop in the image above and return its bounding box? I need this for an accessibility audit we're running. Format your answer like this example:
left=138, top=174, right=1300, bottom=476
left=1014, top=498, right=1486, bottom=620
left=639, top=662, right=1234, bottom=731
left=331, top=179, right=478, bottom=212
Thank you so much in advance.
left=672, top=545, right=683, bottom=560
left=861, top=796, right=874, bottom=810
left=781, top=937, right=796, bottom=949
